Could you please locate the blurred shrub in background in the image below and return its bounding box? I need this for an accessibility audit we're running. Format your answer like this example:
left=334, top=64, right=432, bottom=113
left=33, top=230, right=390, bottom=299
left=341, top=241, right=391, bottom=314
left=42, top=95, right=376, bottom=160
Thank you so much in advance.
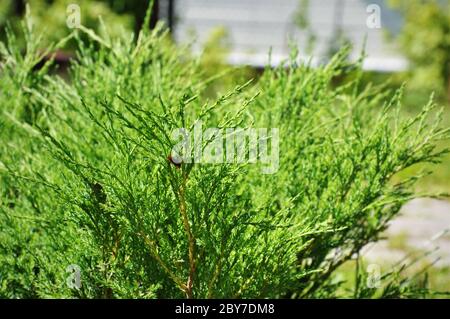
left=0, top=0, right=134, bottom=47
left=389, top=0, right=450, bottom=100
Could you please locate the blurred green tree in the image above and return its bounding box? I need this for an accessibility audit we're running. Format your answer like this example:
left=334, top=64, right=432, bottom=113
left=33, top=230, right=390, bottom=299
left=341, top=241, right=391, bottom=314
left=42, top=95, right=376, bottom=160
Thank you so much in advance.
left=389, top=0, right=450, bottom=100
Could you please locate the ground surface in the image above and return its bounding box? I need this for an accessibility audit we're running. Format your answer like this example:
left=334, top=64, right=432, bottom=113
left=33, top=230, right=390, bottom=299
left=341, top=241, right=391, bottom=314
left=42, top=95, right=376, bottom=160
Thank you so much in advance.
left=363, top=198, right=450, bottom=267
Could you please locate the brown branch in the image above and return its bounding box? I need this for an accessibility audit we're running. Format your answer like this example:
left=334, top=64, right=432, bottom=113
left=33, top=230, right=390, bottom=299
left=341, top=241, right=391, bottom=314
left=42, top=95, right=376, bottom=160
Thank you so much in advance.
left=140, top=232, right=188, bottom=293
left=207, top=241, right=226, bottom=298
left=177, top=175, right=196, bottom=298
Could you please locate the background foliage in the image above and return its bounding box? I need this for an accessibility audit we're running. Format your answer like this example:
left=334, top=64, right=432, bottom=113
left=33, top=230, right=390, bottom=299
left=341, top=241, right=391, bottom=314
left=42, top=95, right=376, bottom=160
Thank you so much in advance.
left=388, top=0, right=450, bottom=100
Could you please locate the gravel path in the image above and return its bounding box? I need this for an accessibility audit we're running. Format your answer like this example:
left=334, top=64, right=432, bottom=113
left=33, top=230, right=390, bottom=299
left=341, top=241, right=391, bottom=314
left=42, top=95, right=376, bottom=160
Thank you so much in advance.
left=362, top=198, right=450, bottom=267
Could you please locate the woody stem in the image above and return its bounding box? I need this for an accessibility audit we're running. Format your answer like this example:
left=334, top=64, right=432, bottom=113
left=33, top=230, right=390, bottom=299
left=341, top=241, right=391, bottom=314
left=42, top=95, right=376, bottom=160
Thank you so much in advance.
left=178, top=174, right=196, bottom=298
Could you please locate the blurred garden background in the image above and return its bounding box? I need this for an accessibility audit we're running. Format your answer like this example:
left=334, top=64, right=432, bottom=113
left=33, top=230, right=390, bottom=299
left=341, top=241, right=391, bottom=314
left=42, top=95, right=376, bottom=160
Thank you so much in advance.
left=1, top=0, right=450, bottom=295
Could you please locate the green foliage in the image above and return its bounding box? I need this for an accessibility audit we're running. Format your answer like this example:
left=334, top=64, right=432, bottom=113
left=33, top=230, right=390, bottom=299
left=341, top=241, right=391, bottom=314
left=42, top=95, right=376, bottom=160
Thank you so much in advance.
left=1, top=8, right=449, bottom=298
left=389, top=0, right=450, bottom=98
left=0, top=0, right=133, bottom=48
left=195, top=26, right=257, bottom=99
